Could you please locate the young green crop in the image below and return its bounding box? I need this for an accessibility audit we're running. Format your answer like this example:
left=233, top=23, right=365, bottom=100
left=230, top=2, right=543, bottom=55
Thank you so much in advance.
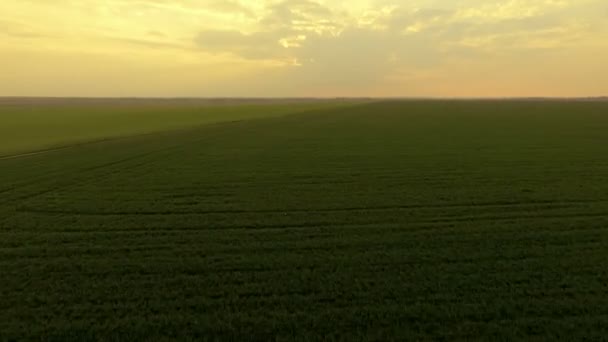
left=0, top=99, right=361, bottom=157
left=1, top=100, right=608, bottom=340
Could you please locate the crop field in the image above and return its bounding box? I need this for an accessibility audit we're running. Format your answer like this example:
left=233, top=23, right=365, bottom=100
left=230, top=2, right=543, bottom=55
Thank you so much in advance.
left=0, top=98, right=352, bottom=157
left=1, top=99, right=608, bottom=340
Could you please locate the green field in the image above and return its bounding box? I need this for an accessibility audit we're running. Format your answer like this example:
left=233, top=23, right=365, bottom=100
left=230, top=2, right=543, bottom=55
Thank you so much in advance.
left=2, top=100, right=608, bottom=340
left=0, top=99, right=356, bottom=157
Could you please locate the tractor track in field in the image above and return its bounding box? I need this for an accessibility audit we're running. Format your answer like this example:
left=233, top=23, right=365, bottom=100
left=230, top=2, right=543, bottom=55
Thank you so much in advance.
left=0, top=136, right=147, bottom=161
left=0, top=120, right=230, bottom=162
left=2, top=240, right=603, bottom=273
left=0, top=130, right=217, bottom=206
left=13, top=206, right=608, bottom=230
left=0, top=152, right=159, bottom=206
left=0, top=147, right=74, bottom=161
left=0, top=116, right=273, bottom=204
left=0, top=102, right=368, bottom=162
left=15, top=198, right=608, bottom=216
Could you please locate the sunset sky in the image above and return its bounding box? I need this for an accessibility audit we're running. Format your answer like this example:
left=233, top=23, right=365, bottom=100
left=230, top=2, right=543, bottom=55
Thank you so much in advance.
left=1, top=0, right=607, bottom=97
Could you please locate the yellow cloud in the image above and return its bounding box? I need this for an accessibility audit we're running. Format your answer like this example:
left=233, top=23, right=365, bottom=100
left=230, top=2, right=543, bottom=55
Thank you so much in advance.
left=1, top=0, right=607, bottom=97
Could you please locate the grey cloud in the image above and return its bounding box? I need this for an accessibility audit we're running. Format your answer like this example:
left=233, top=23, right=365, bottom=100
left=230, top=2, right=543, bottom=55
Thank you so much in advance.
left=295, top=29, right=395, bottom=83
left=195, top=0, right=340, bottom=59
left=194, top=1, right=593, bottom=89
left=0, top=20, right=46, bottom=39
left=387, top=8, right=453, bottom=30
left=261, top=0, right=339, bottom=32
left=208, top=1, right=256, bottom=18
left=193, top=3, right=471, bottom=87
left=264, top=0, right=333, bottom=21
left=447, top=15, right=561, bottom=38
left=147, top=30, right=166, bottom=37
left=108, top=36, right=185, bottom=50
left=196, top=30, right=288, bottom=59
left=1, top=31, right=45, bottom=38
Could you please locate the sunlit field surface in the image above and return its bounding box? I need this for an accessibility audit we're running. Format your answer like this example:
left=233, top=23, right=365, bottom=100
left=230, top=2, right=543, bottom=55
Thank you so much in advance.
left=0, top=98, right=354, bottom=157
left=1, top=100, right=608, bottom=340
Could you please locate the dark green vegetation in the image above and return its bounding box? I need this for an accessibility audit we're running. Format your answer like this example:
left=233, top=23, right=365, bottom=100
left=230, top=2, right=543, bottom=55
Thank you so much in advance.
left=1, top=100, right=608, bottom=340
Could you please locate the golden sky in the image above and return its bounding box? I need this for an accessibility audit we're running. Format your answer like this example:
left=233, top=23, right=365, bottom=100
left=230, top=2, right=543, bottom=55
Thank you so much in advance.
left=1, top=0, right=607, bottom=97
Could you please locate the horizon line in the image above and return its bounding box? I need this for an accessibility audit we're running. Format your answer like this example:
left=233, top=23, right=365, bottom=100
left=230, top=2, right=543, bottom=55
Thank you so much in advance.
left=1, top=96, right=608, bottom=101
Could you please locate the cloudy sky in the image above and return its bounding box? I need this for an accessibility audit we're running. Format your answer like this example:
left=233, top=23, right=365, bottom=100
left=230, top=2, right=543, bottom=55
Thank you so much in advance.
left=1, top=0, right=607, bottom=97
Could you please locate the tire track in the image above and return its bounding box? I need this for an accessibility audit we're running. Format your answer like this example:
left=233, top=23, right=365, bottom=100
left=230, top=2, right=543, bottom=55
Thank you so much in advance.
left=0, top=128, right=219, bottom=206
left=16, top=199, right=608, bottom=216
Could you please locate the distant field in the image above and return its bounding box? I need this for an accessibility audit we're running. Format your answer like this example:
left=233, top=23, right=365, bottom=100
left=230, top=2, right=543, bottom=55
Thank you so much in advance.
left=1, top=100, right=608, bottom=340
left=0, top=98, right=357, bottom=157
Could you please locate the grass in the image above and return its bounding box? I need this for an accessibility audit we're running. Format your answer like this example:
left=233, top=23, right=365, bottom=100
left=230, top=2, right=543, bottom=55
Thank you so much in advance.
left=1, top=100, right=608, bottom=340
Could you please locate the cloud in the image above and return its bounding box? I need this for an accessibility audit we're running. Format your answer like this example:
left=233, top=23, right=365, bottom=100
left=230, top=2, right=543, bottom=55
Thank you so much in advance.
left=2, top=0, right=607, bottom=96
left=206, top=1, right=256, bottom=18
left=262, top=0, right=334, bottom=25
left=190, top=0, right=604, bottom=95
left=196, top=30, right=288, bottom=59
left=147, top=30, right=166, bottom=37
left=0, top=19, right=46, bottom=38
left=105, top=36, right=186, bottom=50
